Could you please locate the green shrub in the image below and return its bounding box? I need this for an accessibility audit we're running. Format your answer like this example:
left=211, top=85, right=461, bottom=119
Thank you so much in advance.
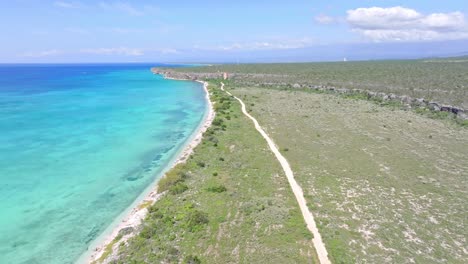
left=456, top=119, right=468, bottom=127
left=139, top=225, right=155, bottom=239
left=185, top=210, right=209, bottom=232
left=212, top=118, right=224, bottom=126
left=207, top=136, right=218, bottom=144
left=158, top=165, right=189, bottom=192
left=204, top=127, right=215, bottom=136
left=241, top=200, right=267, bottom=215
left=196, top=161, right=206, bottom=168
left=184, top=255, right=201, bottom=264
left=206, top=184, right=227, bottom=193
left=165, top=247, right=180, bottom=262
left=169, top=182, right=188, bottom=194
left=214, top=99, right=231, bottom=112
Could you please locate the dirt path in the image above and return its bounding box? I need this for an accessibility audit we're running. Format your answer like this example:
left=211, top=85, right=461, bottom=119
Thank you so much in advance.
left=220, top=82, right=331, bottom=264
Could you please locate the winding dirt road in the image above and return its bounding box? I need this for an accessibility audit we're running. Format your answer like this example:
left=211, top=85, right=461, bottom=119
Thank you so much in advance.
left=220, top=82, right=331, bottom=264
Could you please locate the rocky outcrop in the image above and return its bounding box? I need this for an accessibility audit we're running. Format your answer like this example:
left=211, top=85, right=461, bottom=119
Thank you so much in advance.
left=151, top=68, right=467, bottom=120
left=246, top=81, right=467, bottom=121
left=151, top=68, right=224, bottom=80
left=118, top=227, right=134, bottom=237
left=309, top=84, right=467, bottom=120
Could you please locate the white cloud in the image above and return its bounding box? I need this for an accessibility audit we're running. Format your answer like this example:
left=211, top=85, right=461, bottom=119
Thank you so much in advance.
left=199, top=38, right=314, bottom=51
left=421, top=12, right=465, bottom=30
left=21, top=49, right=62, bottom=58
left=80, top=47, right=144, bottom=56
left=99, top=2, right=144, bottom=16
left=346, top=6, right=468, bottom=42
left=347, top=6, right=421, bottom=30
left=158, top=48, right=179, bottom=54
left=54, top=1, right=82, bottom=9
left=315, top=14, right=335, bottom=25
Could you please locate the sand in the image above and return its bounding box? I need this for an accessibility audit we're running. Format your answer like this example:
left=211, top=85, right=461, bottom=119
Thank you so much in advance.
left=82, top=80, right=215, bottom=264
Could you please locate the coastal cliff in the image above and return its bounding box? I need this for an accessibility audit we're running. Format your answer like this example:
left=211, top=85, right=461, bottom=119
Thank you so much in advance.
left=151, top=68, right=225, bottom=81
left=151, top=67, right=467, bottom=121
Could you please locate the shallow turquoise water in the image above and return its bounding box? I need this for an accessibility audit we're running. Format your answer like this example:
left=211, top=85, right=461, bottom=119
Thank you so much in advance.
left=0, top=64, right=207, bottom=263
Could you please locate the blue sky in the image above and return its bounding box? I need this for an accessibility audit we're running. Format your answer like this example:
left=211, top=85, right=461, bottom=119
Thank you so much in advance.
left=0, top=0, right=467, bottom=62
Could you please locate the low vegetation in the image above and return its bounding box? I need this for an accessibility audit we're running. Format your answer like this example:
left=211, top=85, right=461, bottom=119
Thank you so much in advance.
left=110, top=82, right=318, bottom=263
left=229, top=84, right=468, bottom=263
left=157, top=165, right=189, bottom=193
left=113, top=60, right=467, bottom=263
left=205, top=184, right=227, bottom=193
left=171, top=59, right=468, bottom=109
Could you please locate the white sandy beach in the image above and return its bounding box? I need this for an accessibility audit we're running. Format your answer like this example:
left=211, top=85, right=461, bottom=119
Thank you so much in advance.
left=80, top=79, right=215, bottom=264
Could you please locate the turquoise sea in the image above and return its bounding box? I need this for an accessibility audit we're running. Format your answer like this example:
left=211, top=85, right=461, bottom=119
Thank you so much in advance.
left=0, top=64, right=207, bottom=264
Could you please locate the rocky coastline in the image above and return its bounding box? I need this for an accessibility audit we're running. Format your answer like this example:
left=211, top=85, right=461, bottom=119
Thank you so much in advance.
left=151, top=68, right=467, bottom=121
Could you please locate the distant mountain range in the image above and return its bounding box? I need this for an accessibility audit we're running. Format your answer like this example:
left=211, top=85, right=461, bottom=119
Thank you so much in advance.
left=164, top=39, right=468, bottom=63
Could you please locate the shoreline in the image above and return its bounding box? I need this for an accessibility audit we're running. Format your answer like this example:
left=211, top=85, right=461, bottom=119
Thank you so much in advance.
left=79, top=77, right=214, bottom=263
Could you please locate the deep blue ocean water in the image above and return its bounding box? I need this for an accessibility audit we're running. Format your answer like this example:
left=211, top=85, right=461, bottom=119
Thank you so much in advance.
left=0, top=64, right=207, bottom=264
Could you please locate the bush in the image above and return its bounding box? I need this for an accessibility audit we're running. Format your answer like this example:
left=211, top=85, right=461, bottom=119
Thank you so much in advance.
left=214, top=101, right=231, bottom=112
left=457, top=119, right=468, bottom=127
left=158, top=165, right=189, bottom=192
left=206, top=184, right=227, bottom=193
left=185, top=210, right=209, bottom=232
left=196, top=161, right=206, bottom=168
left=212, top=118, right=224, bottom=126
left=241, top=200, right=267, bottom=215
left=165, top=247, right=180, bottom=262
left=207, top=136, right=218, bottom=144
left=139, top=225, right=155, bottom=239
left=204, top=127, right=215, bottom=136
left=184, top=255, right=201, bottom=264
left=169, top=182, right=188, bottom=194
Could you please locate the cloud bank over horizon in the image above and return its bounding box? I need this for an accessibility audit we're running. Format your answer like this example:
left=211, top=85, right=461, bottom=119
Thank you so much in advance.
left=347, top=6, right=468, bottom=42
left=1, top=1, right=467, bottom=62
